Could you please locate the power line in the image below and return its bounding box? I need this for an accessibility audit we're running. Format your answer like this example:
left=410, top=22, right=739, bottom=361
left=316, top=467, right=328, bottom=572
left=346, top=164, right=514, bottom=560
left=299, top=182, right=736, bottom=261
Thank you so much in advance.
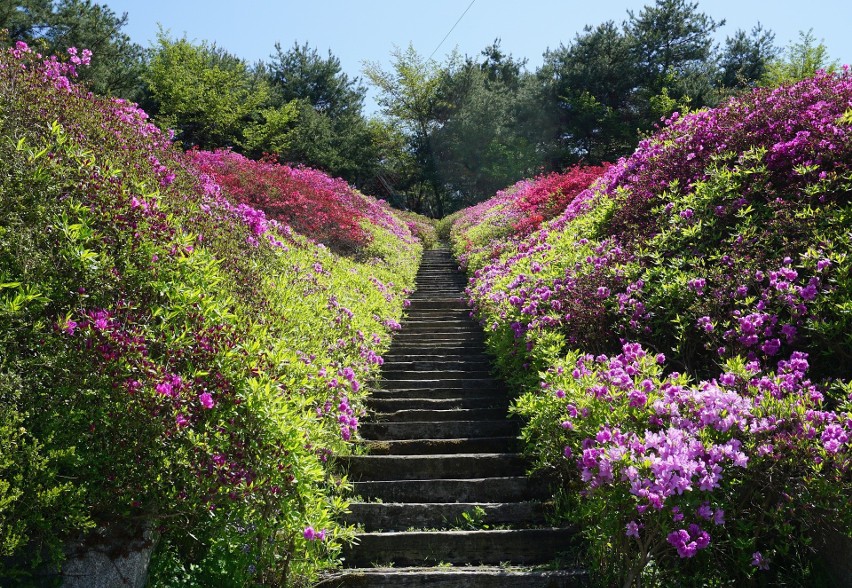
left=428, top=0, right=477, bottom=61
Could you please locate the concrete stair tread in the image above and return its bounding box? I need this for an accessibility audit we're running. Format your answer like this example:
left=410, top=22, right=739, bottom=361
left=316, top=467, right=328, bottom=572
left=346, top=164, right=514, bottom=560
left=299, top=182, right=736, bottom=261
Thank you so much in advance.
left=368, top=389, right=506, bottom=399
left=359, top=420, right=518, bottom=441
left=317, top=567, right=587, bottom=588
left=371, top=408, right=508, bottom=422
left=339, top=248, right=582, bottom=581
left=342, top=528, right=579, bottom=567
left=382, top=369, right=492, bottom=377
left=345, top=453, right=526, bottom=481
left=366, top=399, right=507, bottom=411
left=380, top=379, right=500, bottom=389
left=359, top=437, right=519, bottom=455
left=353, top=476, right=549, bottom=502
left=344, top=501, right=551, bottom=531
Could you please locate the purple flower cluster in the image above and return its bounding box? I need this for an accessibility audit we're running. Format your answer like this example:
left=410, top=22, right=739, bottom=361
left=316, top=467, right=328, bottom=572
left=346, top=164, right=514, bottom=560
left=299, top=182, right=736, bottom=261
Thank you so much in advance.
left=545, top=342, right=848, bottom=567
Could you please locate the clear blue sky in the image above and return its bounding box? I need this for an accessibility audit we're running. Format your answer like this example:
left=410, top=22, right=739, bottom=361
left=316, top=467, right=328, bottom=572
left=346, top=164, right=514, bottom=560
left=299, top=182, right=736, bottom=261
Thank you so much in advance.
left=105, top=0, right=852, bottom=114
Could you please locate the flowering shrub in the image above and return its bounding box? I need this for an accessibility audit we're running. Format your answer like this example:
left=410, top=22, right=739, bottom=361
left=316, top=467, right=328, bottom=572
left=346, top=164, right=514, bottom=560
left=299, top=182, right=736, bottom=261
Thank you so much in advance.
left=187, top=149, right=418, bottom=256
left=451, top=70, right=852, bottom=585
left=393, top=208, right=439, bottom=250
left=449, top=165, right=608, bottom=272
left=0, top=44, right=421, bottom=585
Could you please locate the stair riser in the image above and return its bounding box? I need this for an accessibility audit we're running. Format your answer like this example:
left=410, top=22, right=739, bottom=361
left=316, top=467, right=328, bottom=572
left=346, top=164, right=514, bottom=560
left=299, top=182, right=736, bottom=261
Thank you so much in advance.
left=317, top=570, right=588, bottom=588
left=380, top=379, right=500, bottom=391
left=393, top=333, right=484, bottom=349
left=369, top=388, right=504, bottom=399
left=371, top=409, right=508, bottom=422
left=406, top=303, right=470, bottom=310
left=360, top=437, right=519, bottom=455
left=382, top=371, right=493, bottom=381
left=380, top=361, right=492, bottom=372
left=397, top=327, right=480, bottom=335
left=381, top=354, right=491, bottom=363
left=344, top=454, right=526, bottom=481
left=402, top=310, right=471, bottom=317
left=359, top=420, right=517, bottom=440
left=343, top=529, right=577, bottom=567
left=343, top=502, right=549, bottom=532
left=353, top=478, right=549, bottom=503
left=366, top=398, right=506, bottom=411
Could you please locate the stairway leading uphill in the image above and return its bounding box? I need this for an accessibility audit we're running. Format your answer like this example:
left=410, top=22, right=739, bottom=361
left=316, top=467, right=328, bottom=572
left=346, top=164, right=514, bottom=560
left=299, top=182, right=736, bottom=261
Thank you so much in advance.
left=320, top=248, right=586, bottom=587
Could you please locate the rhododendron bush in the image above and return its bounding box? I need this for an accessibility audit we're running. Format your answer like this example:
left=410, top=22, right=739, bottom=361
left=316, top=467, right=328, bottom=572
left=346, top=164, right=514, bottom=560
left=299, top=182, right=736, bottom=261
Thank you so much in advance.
left=447, top=165, right=609, bottom=272
left=451, top=71, right=852, bottom=585
left=188, top=149, right=418, bottom=256
left=0, top=44, right=422, bottom=585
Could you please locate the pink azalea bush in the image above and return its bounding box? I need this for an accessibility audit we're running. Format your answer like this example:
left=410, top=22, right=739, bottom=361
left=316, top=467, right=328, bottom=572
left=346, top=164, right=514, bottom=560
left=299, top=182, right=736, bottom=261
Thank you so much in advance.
left=188, top=149, right=419, bottom=255
left=0, top=44, right=421, bottom=585
left=452, top=71, right=852, bottom=585
left=448, top=165, right=608, bottom=272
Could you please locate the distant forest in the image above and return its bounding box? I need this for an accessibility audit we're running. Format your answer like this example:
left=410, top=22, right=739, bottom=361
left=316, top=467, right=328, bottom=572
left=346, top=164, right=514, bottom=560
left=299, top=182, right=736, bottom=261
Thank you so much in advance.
left=1, top=0, right=840, bottom=216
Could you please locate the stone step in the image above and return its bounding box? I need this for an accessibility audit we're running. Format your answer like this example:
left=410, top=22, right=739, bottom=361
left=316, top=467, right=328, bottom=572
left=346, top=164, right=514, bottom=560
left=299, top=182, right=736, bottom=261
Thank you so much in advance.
left=344, top=453, right=526, bottom=481
left=402, top=316, right=472, bottom=330
left=395, top=333, right=481, bottom=341
left=381, top=353, right=492, bottom=363
left=380, top=360, right=492, bottom=372
left=398, top=325, right=479, bottom=334
left=390, top=337, right=484, bottom=345
left=403, top=309, right=471, bottom=316
left=366, top=396, right=506, bottom=412
left=353, top=476, right=549, bottom=503
left=407, top=301, right=469, bottom=310
left=369, top=388, right=503, bottom=400
left=317, top=567, right=588, bottom=588
left=343, top=501, right=550, bottom=531
left=382, top=369, right=492, bottom=381
left=380, top=378, right=499, bottom=391
left=387, top=344, right=488, bottom=355
left=360, top=437, right=520, bottom=455
left=394, top=331, right=482, bottom=340
left=371, top=408, right=508, bottom=423
left=359, top=420, right=517, bottom=440
left=342, top=528, right=578, bottom=567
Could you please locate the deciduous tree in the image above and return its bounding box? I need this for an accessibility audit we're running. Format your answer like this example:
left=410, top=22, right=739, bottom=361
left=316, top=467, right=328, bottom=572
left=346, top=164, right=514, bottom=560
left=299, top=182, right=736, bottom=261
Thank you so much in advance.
left=144, top=32, right=270, bottom=149
left=364, top=44, right=449, bottom=215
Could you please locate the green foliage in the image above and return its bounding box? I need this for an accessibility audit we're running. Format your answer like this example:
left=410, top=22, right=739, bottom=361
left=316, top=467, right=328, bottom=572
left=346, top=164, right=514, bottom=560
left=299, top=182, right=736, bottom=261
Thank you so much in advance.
left=0, top=45, right=421, bottom=585
left=363, top=44, right=448, bottom=216
left=538, top=21, right=641, bottom=164
left=145, top=31, right=271, bottom=149
left=264, top=42, right=380, bottom=187
left=626, top=0, right=724, bottom=84
left=0, top=0, right=146, bottom=100
left=432, top=42, right=541, bottom=207
left=719, top=24, right=778, bottom=89
left=241, top=101, right=300, bottom=157
left=761, top=29, right=839, bottom=87
left=269, top=42, right=365, bottom=120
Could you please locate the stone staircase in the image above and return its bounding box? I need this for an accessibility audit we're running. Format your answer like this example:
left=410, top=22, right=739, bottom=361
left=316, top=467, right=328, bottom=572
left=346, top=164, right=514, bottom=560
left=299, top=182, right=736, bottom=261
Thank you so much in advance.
left=319, top=249, right=586, bottom=587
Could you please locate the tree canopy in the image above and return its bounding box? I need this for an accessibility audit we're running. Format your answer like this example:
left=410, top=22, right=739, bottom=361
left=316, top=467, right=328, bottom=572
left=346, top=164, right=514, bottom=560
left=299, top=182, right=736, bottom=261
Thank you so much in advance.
left=5, top=0, right=841, bottom=217
left=1, top=0, right=146, bottom=100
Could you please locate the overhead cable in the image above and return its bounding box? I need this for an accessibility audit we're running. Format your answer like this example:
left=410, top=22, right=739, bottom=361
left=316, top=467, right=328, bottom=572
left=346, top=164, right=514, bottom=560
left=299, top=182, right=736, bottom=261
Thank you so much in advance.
left=428, top=0, right=477, bottom=61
